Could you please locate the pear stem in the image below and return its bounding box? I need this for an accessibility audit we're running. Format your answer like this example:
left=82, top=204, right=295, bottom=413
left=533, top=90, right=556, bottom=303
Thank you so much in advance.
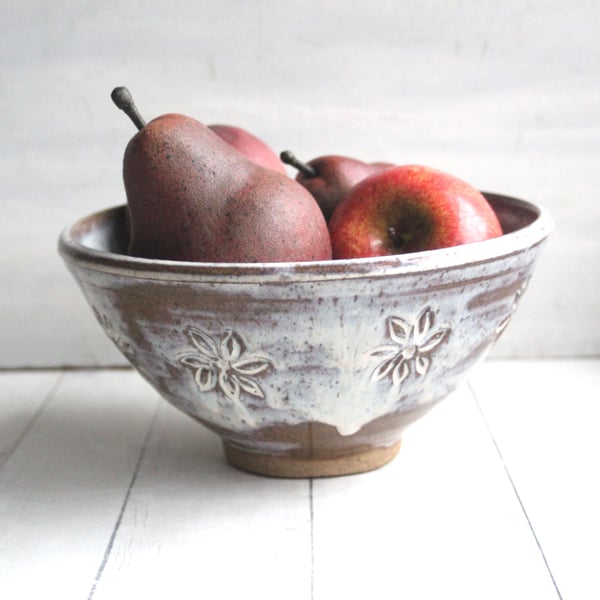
left=280, top=150, right=317, bottom=178
left=111, top=86, right=146, bottom=130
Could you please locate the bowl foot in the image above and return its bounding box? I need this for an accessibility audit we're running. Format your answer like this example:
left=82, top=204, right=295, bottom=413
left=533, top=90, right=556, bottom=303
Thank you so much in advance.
left=222, top=440, right=402, bottom=478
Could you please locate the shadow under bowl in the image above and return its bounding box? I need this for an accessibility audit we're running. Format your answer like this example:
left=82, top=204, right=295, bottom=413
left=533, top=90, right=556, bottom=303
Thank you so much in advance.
left=58, top=192, right=552, bottom=477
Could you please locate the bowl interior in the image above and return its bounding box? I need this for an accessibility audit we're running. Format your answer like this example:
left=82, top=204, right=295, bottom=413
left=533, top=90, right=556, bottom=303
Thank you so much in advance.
left=71, top=192, right=541, bottom=256
left=484, top=192, right=539, bottom=235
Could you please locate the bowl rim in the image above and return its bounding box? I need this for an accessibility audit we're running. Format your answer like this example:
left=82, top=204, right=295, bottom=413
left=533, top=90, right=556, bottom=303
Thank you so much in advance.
left=58, top=192, right=553, bottom=283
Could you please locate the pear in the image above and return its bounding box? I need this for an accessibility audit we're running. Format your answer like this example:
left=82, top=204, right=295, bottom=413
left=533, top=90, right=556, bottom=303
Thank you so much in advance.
left=208, top=124, right=287, bottom=174
left=281, top=150, right=394, bottom=221
left=111, top=88, right=332, bottom=263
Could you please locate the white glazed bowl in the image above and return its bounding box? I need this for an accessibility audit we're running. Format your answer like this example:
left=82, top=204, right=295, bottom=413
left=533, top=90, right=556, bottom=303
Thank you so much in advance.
left=59, top=192, right=552, bottom=477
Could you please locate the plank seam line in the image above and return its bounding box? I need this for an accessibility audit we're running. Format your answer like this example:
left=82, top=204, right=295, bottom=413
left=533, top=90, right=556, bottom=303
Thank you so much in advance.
left=0, top=372, right=64, bottom=473
left=87, top=399, right=161, bottom=600
left=468, top=380, right=564, bottom=600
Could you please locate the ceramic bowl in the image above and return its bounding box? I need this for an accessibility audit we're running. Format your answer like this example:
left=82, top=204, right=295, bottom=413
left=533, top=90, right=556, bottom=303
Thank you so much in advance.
left=58, top=193, right=552, bottom=477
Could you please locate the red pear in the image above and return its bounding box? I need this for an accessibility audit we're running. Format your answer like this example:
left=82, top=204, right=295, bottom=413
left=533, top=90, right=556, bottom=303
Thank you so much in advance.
left=280, top=150, right=394, bottom=221
left=111, top=87, right=331, bottom=263
left=209, top=124, right=286, bottom=174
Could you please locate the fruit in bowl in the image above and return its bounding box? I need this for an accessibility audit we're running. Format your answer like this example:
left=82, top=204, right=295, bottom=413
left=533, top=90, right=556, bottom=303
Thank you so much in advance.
left=329, top=164, right=503, bottom=259
left=59, top=194, right=551, bottom=477
left=280, top=149, right=394, bottom=221
left=110, top=87, right=331, bottom=263
left=57, top=88, right=552, bottom=478
left=208, top=124, right=287, bottom=174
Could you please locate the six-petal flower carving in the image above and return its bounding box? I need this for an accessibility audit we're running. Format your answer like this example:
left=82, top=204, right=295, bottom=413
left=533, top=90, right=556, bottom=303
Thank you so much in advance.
left=367, top=307, right=450, bottom=387
left=179, top=327, right=272, bottom=404
left=496, top=280, right=529, bottom=336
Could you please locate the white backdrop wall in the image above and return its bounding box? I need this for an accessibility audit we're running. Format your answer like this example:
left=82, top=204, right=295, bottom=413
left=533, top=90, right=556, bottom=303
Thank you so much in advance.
left=1, top=0, right=599, bottom=367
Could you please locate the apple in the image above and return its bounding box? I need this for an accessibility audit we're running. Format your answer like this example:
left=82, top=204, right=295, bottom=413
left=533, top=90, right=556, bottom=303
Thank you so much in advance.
left=280, top=150, right=394, bottom=221
left=328, top=164, right=503, bottom=259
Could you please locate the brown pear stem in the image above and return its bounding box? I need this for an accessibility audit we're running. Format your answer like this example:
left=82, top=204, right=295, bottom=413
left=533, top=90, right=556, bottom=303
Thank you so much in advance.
left=111, top=86, right=146, bottom=130
left=280, top=150, right=317, bottom=178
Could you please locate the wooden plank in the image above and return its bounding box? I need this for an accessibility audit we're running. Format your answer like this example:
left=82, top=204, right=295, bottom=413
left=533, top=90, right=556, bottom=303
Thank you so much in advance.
left=470, top=359, right=600, bottom=600
left=2, top=362, right=590, bottom=599
left=311, top=384, right=560, bottom=600
left=0, top=371, right=62, bottom=470
left=0, top=370, right=159, bottom=599
left=90, top=400, right=312, bottom=600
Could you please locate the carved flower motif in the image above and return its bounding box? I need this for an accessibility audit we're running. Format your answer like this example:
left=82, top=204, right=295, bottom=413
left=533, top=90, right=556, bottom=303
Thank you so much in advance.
left=496, top=280, right=529, bottom=336
left=93, top=309, right=135, bottom=360
left=367, top=307, right=450, bottom=387
left=179, top=327, right=272, bottom=404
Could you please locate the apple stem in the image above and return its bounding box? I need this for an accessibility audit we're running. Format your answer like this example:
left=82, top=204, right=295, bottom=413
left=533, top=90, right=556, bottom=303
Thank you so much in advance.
left=280, top=150, right=317, bottom=178
left=111, top=86, right=146, bottom=130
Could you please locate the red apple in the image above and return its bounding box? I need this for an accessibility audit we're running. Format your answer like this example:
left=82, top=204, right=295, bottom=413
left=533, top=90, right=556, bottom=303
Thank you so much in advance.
left=209, top=124, right=287, bottom=174
left=280, top=150, right=394, bottom=221
left=328, top=164, right=503, bottom=259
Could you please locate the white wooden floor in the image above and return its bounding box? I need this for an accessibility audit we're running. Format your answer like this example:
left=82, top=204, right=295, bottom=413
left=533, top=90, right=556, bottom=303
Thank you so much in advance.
left=1, top=359, right=598, bottom=600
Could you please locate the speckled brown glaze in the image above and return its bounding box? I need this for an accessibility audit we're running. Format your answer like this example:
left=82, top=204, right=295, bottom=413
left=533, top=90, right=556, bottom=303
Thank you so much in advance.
left=58, top=193, right=552, bottom=477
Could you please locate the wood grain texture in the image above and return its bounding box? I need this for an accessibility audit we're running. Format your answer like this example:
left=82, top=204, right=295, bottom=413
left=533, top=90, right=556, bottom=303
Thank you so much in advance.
left=3, top=361, right=592, bottom=598
left=0, top=371, right=159, bottom=599
left=311, top=385, right=559, bottom=599
left=470, top=359, right=600, bottom=600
